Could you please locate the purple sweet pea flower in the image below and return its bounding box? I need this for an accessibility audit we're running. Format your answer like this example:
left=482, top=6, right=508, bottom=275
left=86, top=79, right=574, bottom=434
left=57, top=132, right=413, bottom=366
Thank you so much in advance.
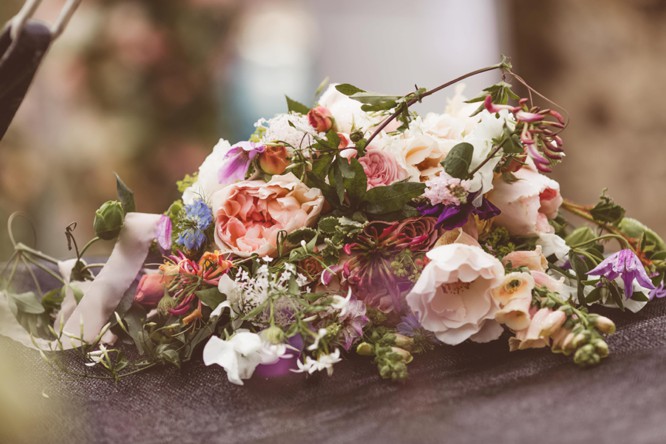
left=587, top=249, right=655, bottom=299
left=218, top=141, right=265, bottom=186
left=418, top=193, right=500, bottom=231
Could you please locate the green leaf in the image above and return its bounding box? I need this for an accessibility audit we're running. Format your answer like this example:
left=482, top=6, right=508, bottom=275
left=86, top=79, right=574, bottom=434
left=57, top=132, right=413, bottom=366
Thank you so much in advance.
left=619, top=217, right=666, bottom=252
left=565, top=226, right=596, bottom=248
left=589, top=192, right=625, bottom=225
left=195, top=288, right=226, bottom=309
left=7, top=291, right=45, bottom=315
left=315, top=77, right=330, bottom=97
left=441, top=143, right=474, bottom=179
left=286, top=227, right=317, bottom=245
left=115, top=173, right=136, bottom=213
left=363, top=182, right=425, bottom=215
left=285, top=96, right=310, bottom=115
left=318, top=216, right=339, bottom=234
left=342, top=158, right=367, bottom=205
left=586, top=286, right=603, bottom=303
left=335, top=83, right=365, bottom=96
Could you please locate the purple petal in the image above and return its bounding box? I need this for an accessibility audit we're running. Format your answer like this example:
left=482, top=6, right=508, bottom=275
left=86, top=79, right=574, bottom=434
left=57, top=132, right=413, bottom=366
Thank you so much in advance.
left=218, top=142, right=266, bottom=186
left=156, top=215, right=172, bottom=250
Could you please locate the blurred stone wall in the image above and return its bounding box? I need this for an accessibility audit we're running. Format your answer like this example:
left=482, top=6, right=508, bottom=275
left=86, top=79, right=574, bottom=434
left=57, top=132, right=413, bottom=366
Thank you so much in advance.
left=509, top=0, right=666, bottom=233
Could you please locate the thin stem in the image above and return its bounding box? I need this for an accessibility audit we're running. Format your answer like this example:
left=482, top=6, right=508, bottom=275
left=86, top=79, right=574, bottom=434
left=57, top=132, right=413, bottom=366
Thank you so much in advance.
left=561, top=200, right=634, bottom=251
left=570, top=234, right=630, bottom=250
left=468, top=144, right=502, bottom=177
left=365, top=62, right=507, bottom=147
left=15, top=243, right=59, bottom=265
left=78, top=236, right=100, bottom=259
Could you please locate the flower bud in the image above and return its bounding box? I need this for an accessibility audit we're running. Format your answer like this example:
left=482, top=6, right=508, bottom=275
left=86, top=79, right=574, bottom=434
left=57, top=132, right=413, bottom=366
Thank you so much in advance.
left=356, top=342, right=374, bottom=356
left=592, top=315, right=616, bottom=335
left=93, top=200, right=125, bottom=240
left=592, top=339, right=609, bottom=358
left=394, top=334, right=414, bottom=350
left=539, top=310, right=567, bottom=338
left=307, top=106, right=333, bottom=132
left=134, top=274, right=165, bottom=307
left=391, top=347, right=413, bottom=364
left=261, top=325, right=286, bottom=344
left=258, top=145, right=289, bottom=175
left=572, top=331, right=591, bottom=348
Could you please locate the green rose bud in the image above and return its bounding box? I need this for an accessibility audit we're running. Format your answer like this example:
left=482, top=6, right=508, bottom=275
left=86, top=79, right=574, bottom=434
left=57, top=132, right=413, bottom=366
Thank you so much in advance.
left=93, top=200, right=125, bottom=240
left=261, top=326, right=285, bottom=344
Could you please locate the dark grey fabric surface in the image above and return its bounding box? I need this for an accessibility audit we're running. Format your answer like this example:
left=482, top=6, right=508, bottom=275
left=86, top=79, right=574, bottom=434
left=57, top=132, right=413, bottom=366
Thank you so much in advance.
left=3, top=270, right=666, bottom=444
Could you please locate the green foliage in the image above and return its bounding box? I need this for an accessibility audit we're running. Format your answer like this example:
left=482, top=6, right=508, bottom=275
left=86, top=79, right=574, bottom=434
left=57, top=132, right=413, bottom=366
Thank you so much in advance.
left=115, top=173, right=136, bottom=214
left=195, top=288, right=225, bottom=309
left=285, top=96, right=310, bottom=115
left=466, top=81, right=519, bottom=115
left=589, top=192, right=625, bottom=225
left=441, top=142, right=474, bottom=179
left=176, top=173, right=198, bottom=193
left=5, top=291, right=54, bottom=340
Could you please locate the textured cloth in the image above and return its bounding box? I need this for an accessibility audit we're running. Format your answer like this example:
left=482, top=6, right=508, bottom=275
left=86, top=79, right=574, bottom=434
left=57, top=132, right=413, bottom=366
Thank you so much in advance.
left=2, top=269, right=666, bottom=444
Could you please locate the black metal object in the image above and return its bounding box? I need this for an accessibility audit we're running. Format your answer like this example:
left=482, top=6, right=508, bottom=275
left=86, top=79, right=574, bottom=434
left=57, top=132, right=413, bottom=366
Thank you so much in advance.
left=0, top=21, right=51, bottom=141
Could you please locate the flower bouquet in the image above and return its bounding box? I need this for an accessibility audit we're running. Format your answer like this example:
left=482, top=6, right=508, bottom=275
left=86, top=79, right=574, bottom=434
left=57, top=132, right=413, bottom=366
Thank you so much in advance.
left=2, top=57, right=665, bottom=384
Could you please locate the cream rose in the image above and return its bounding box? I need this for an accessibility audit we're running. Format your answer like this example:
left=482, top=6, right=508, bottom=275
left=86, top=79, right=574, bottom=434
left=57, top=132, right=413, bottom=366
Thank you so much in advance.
left=211, top=173, right=323, bottom=257
left=488, top=160, right=563, bottom=236
left=405, top=243, right=505, bottom=345
left=388, top=133, right=445, bottom=182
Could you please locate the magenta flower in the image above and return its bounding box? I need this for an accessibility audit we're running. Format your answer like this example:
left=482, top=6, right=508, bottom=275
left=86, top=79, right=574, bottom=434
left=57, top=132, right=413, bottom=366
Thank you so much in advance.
left=218, top=141, right=265, bottom=186
left=587, top=249, right=655, bottom=299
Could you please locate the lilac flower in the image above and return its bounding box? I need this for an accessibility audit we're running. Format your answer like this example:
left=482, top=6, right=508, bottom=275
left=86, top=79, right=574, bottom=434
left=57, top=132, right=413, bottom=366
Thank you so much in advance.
left=218, top=141, right=265, bottom=186
left=587, top=249, right=655, bottom=299
left=176, top=200, right=214, bottom=251
left=418, top=192, right=500, bottom=231
left=397, top=312, right=439, bottom=345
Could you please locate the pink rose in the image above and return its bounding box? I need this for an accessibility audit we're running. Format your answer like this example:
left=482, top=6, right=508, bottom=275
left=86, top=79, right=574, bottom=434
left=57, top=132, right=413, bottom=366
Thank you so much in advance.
left=358, top=147, right=408, bottom=189
left=502, top=246, right=548, bottom=272
left=134, top=273, right=165, bottom=307
left=488, top=161, right=563, bottom=236
left=405, top=243, right=505, bottom=345
left=211, top=173, right=324, bottom=257
left=307, top=106, right=333, bottom=132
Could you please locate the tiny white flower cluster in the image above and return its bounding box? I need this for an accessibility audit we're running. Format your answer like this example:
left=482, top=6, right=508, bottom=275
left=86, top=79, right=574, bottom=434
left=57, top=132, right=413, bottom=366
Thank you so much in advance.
left=218, top=262, right=309, bottom=325
left=293, top=349, right=342, bottom=376
left=255, top=113, right=322, bottom=150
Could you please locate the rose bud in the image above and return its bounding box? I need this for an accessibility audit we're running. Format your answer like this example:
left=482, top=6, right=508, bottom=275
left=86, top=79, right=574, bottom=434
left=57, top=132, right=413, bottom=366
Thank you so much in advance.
left=258, top=145, right=289, bottom=175
left=307, top=105, right=333, bottom=132
left=134, top=273, right=165, bottom=307
left=93, top=200, right=125, bottom=240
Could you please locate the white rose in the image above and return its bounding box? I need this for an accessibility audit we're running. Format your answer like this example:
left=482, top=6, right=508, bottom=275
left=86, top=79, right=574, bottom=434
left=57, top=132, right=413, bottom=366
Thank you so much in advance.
left=406, top=243, right=505, bottom=345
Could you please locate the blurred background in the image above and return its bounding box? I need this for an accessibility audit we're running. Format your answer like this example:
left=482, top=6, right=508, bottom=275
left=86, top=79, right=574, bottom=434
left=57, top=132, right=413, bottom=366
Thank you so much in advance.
left=0, top=0, right=665, bottom=259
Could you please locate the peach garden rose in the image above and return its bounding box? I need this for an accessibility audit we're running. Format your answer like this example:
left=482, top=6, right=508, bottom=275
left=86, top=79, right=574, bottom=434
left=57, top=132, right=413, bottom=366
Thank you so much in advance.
left=211, top=173, right=324, bottom=257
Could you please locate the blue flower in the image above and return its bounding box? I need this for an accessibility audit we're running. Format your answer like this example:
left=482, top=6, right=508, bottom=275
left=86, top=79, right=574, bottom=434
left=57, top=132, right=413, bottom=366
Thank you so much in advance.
left=176, top=200, right=213, bottom=251
left=587, top=249, right=655, bottom=299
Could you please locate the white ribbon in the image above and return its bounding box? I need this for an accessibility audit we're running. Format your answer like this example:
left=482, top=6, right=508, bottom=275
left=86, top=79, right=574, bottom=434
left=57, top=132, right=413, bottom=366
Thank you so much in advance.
left=60, top=212, right=161, bottom=349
